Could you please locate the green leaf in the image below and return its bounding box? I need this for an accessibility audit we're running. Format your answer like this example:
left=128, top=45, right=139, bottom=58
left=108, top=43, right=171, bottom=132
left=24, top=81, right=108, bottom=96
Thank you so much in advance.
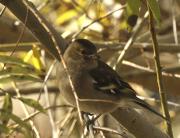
left=32, top=46, right=44, bottom=71
left=2, top=93, right=12, bottom=113
left=8, top=113, right=31, bottom=130
left=0, top=74, right=42, bottom=83
left=126, top=0, right=140, bottom=27
left=56, top=9, right=78, bottom=25
left=146, top=0, right=161, bottom=24
left=0, top=124, right=10, bottom=134
left=12, top=126, right=33, bottom=138
left=18, top=97, right=46, bottom=113
left=0, top=55, right=33, bottom=68
left=0, top=66, right=36, bottom=76
left=127, top=0, right=140, bottom=15
left=1, top=93, right=13, bottom=125
left=0, top=110, right=31, bottom=130
left=0, top=66, right=42, bottom=78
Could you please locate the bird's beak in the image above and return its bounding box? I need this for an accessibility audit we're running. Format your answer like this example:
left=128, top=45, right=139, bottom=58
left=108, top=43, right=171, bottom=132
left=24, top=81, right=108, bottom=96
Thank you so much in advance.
left=91, top=54, right=100, bottom=60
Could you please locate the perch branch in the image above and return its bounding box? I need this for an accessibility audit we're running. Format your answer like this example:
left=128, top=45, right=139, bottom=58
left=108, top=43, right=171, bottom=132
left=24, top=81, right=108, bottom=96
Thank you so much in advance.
left=0, top=0, right=67, bottom=60
left=110, top=108, right=170, bottom=138
left=148, top=6, right=173, bottom=137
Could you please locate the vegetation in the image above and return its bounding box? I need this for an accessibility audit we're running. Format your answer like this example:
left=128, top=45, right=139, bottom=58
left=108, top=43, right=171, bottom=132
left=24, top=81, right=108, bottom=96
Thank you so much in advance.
left=0, top=0, right=180, bottom=137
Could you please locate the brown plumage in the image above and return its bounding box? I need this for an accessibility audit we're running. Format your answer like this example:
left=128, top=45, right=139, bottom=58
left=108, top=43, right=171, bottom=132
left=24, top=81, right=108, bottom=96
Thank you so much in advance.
left=57, top=39, right=167, bottom=120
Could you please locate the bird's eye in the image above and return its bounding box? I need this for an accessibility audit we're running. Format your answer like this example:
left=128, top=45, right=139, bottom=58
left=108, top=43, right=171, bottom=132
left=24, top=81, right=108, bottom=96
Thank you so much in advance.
left=81, top=49, right=88, bottom=55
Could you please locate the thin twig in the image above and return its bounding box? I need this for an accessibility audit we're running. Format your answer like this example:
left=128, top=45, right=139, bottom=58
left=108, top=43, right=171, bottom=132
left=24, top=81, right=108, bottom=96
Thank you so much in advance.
left=2, top=6, right=29, bottom=70
left=37, top=60, right=56, bottom=101
left=39, top=47, right=58, bottom=138
left=22, top=105, right=72, bottom=122
left=0, top=86, right=59, bottom=96
left=22, top=0, right=83, bottom=124
left=110, top=11, right=149, bottom=69
left=137, top=95, right=180, bottom=108
left=71, top=0, right=91, bottom=19
left=95, top=41, right=180, bottom=52
left=9, top=7, right=29, bottom=57
left=44, top=84, right=59, bottom=138
left=96, top=120, right=106, bottom=138
left=148, top=6, right=173, bottom=137
left=72, top=5, right=126, bottom=39
left=1, top=0, right=67, bottom=59
left=93, top=126, right=127, bottom=138
left=0, top=5, right=6, bottom=16
left=2, top=41, right=180, bottom=53
left=122, top=60, right=180, bottom=79
left=12, top=82, right=40, bottom=138
left=171, top=0, right=178, bottom=44
left=58, top=108, right=75, bottom=136
left=171, top=0, right=180, bottom=64
left=8, top=105, right=72, bottom=132
left=67, top=118, right=77, bottom=136
left=37, top=0, right=50, bottom=10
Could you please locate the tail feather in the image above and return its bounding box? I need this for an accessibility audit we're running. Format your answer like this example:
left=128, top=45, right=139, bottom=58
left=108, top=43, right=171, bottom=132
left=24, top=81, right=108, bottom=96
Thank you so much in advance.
left=133, top=98, right=168, bottom=121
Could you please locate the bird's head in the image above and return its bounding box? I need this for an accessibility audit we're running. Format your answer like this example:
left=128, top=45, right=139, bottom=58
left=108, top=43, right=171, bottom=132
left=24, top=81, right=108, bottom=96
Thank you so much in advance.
left=64, top=39, right=99, bottom=70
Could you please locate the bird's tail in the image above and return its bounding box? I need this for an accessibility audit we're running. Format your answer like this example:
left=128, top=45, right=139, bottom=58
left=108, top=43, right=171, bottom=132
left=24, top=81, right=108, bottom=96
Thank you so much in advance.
left=132, top=97, right=168, bottom=121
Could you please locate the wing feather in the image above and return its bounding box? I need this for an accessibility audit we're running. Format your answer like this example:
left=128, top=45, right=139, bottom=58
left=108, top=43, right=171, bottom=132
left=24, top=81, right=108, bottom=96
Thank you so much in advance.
left=89, top=60, right=136, bottom=97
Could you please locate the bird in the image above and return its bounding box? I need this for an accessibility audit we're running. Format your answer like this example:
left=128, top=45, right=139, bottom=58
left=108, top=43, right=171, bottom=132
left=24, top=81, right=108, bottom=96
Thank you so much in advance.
left=56, top=38, right=166, bottom=120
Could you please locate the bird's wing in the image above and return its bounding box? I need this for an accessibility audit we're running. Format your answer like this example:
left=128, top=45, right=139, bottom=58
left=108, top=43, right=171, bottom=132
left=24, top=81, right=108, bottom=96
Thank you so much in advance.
left=90, top=61, right=167, bottom=120
left=89, top=60, right=136, bottom=97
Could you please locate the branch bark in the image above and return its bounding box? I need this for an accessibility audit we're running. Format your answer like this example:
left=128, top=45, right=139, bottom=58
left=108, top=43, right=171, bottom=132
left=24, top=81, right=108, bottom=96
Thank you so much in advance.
left=110, top=108, right=170, bottom=138
left=148, top=6, right=173, bottom=138
left=0, top=0, right=67, bottom=60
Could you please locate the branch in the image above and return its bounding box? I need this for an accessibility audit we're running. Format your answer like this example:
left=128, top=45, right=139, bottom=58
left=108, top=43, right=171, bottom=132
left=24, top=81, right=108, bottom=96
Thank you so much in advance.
left=109, top=12, right=149, bottom=69
left=110, top=108, right=170, bottom=138
left=0, top=0, right=84, bottom=124
left=122, top=60, right=180, bottom=79
left=2, top=42, right=180, bottom=53
left=0, top=0, right=67, bottom=60
left=0, top=86, right=59, bottom=96
left=95, top=41, right=180, bottom=53
left=148, top=6, right=173, bottom=138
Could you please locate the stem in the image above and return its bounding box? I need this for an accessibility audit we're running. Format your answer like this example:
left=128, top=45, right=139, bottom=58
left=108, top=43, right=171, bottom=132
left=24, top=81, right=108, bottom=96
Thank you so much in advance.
left=148, top=6, right=173, bottom=138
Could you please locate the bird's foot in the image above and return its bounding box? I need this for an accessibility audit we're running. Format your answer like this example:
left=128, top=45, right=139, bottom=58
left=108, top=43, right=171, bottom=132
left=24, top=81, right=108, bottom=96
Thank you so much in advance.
left=81, top=112, right=101, bottom=136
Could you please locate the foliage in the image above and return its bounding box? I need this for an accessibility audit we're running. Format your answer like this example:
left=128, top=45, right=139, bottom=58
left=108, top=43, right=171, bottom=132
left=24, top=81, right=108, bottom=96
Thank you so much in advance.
left=0, top=0, right=179, bottom=137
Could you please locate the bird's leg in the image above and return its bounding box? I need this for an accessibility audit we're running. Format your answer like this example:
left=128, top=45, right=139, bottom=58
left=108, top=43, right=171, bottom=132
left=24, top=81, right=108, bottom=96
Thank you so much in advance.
left=93, top=114, right=102, bottom=122
left=81, top=112, right=102, bottom=137
left=82, top=112, right=101, bottom=127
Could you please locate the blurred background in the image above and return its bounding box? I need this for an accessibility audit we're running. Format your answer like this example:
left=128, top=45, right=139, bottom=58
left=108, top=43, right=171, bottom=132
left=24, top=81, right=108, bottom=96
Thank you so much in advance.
left=0, top=0, right=180, bottom=137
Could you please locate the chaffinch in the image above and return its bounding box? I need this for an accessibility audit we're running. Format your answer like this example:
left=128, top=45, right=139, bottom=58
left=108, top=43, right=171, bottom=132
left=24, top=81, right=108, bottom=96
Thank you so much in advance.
left=57, top=39, right=166, bottom=120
